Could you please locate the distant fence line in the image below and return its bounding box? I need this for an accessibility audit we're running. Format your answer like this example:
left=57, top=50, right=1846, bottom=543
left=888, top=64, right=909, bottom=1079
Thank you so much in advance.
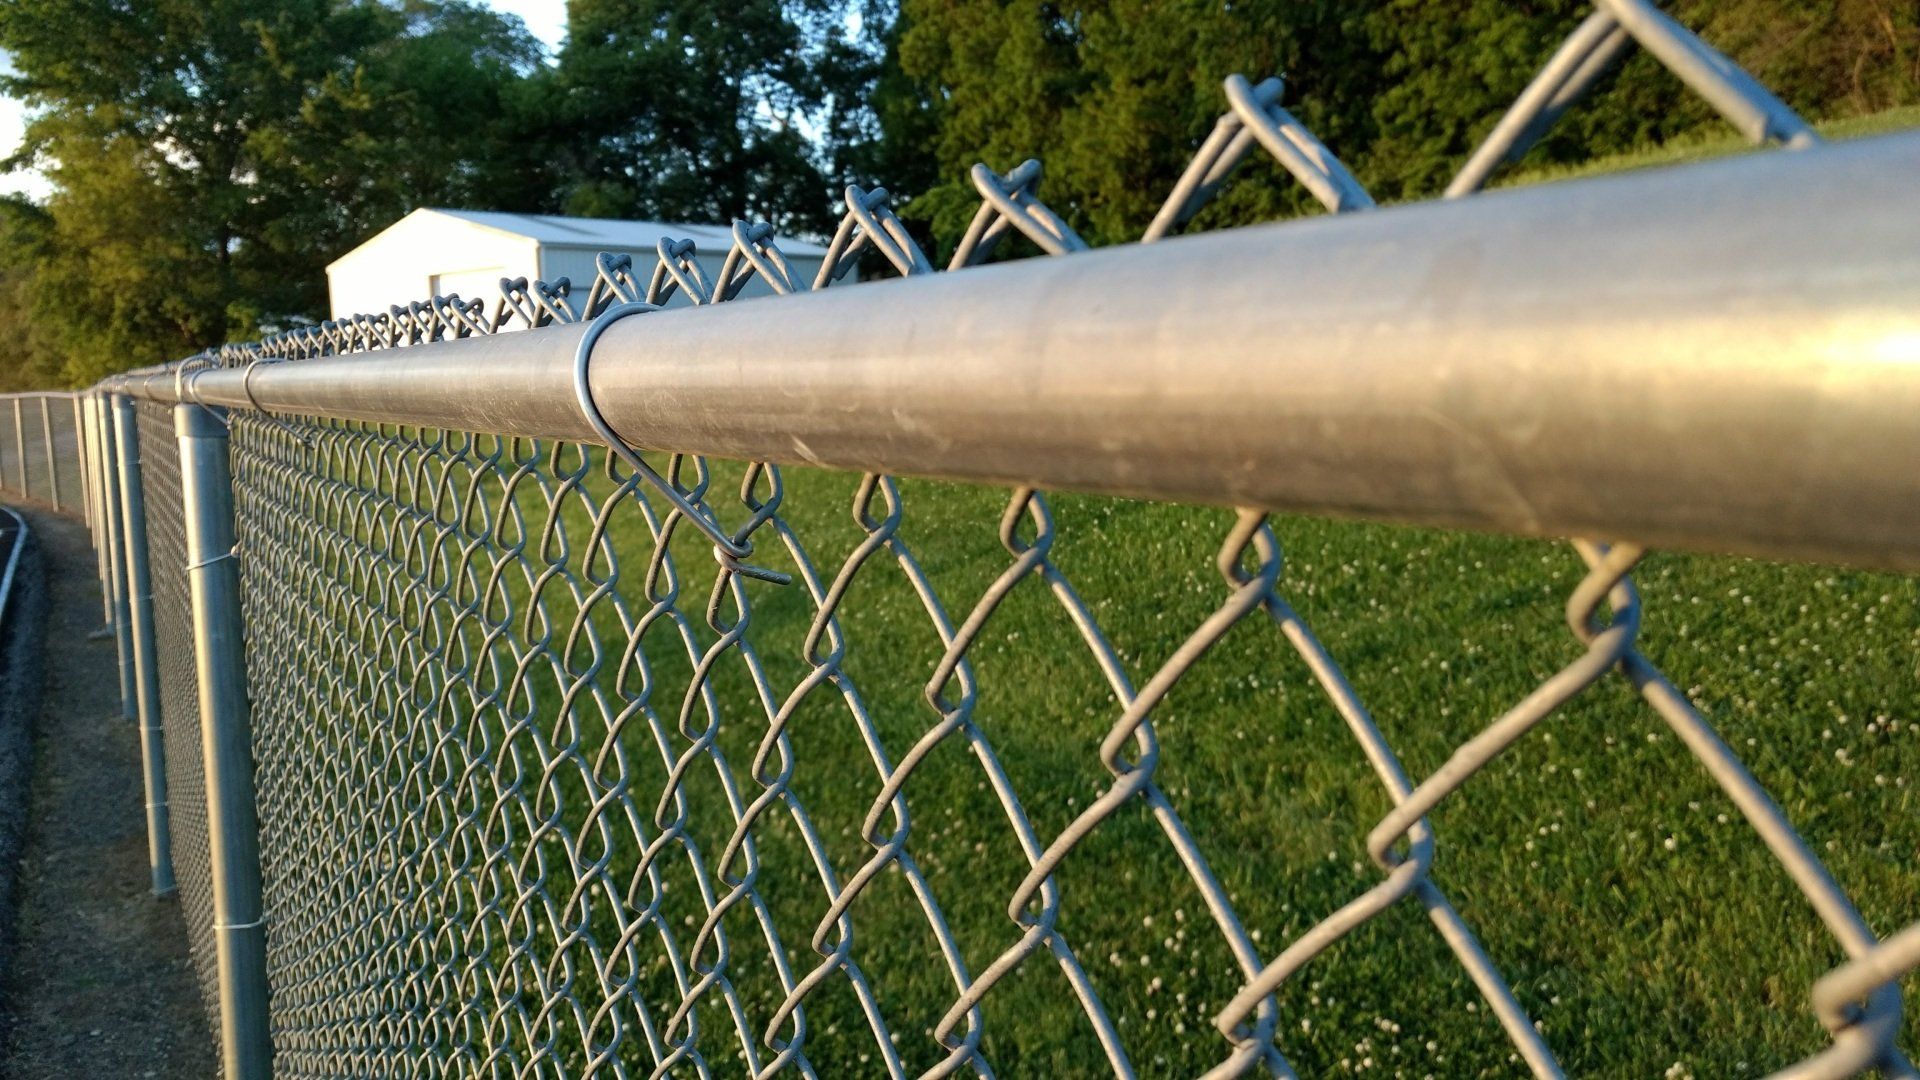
left=0, top=392, right=86, bottom=518
left=1, top=1, right=1916, bottom=1076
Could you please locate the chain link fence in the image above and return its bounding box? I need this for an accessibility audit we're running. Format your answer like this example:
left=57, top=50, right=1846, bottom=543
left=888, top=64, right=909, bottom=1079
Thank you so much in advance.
left=55, top=0, right=1920, bottom=1076
left=0, top=393, right=86, bottom=516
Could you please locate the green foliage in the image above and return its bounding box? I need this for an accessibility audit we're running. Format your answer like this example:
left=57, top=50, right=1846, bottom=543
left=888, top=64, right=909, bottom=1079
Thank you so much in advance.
left=878, top=0, right=1920, bottom=255
left=0, top=195, right=57, bottom=390
left=0, top=0, right=543, bottom=383
left=3, top=0, right=1919, bottom=382
left=532, top=0, right=890, bottom=236
left=0, top=0, right=895, bottom=382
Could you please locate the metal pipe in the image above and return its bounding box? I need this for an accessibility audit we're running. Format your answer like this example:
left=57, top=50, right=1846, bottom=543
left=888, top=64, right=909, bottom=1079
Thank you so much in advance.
left=90, top=395, right=106, bottom=597
left=176, top=403, right=271, bottom=1077
left=87, top=396, right=114, bottom=625
left=73, top=395, right=90, bottom=529
left=98, top=396, right=135, bottom=706
left=40, top=396, right=58, bottom=512
left=111, top=394, right=174, bottom=896
left=81, top=398, right=97, bottom=584
left=94, top=396, right=115, bottom=623
left=96, top=396, right=114, bottom=621
left=10, top=397, right=23, bottom=495
left=115, top=131, right=1920, bottom=571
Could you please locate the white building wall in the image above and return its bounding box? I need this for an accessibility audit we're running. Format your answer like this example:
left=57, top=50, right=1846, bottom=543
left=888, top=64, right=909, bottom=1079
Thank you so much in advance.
left=328, top=210, right=829, bottom=321
left=538, top=246, right=825, bottom=309
left=326, top=210, right=539, bottom=320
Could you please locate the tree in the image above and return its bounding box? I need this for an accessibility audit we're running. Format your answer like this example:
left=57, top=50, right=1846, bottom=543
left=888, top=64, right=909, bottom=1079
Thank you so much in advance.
left=539, top=0, right=880, bottom=237
left=806, top=1, right=935, bottom=210
left=876, top=0, right=1920, bottom=256
left=0, top=195, right=57, bottom=390
left=0, top=0, right=543, bottom=383
left=5, top=0, right=1914, bottom=383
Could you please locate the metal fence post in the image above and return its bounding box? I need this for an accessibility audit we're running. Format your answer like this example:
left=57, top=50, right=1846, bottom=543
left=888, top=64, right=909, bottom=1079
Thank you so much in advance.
left=97, top=396, right=134, bottom=704
left=80, top=398, right=96, bottom=565
left=111, top=393, right=174, bottom=896
left=10, top=397, right=24, bottom=495
left=84, top=396, right=108, bottom=618
left=72, top=396, right=91, bottom=529
left=177, top=402, right=271, bottom=1077
left=75, top=397, right=88, bottom=527
left=93, top=395, right=117, bottom=624
left=40, top=396, right=59, bottom=512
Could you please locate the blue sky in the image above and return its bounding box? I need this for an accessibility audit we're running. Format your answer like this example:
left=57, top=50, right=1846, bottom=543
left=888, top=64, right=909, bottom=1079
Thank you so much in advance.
left=0, top=1, right=567, bottom=202
left=483, top=0, right=567, bottom=55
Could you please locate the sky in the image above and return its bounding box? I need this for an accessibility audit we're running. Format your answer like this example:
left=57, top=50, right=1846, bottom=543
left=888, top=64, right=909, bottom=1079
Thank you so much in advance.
left=486, top=0, right=567, bottom=56
left=0, top=51, right=39, bottom=201
left=0, top=1, right=569, bottom=203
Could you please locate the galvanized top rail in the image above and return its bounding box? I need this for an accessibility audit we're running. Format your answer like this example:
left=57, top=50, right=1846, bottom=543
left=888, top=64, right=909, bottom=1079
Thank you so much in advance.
left=108, top=131, right=1920, bottom=571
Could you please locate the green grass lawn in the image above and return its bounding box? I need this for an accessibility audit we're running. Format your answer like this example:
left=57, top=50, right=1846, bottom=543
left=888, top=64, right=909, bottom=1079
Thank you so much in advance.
left=240, top=107, right=1920, bottom=1078
left=1504, top=103, right=1920, bottom=187
left=562, top=464, right=1920, bottom=1079
left=258, top=442, right=1917, bottom=1078
left=593, top=112, right=1920, bottom=1077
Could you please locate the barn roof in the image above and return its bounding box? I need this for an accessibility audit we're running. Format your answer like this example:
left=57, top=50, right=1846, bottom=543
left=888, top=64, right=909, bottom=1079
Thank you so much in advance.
left=421, top=207, right=832, bottom=258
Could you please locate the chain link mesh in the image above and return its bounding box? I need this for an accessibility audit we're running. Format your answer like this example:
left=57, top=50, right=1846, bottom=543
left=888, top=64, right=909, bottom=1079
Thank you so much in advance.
left=73, top=1, right=1920, bottom=1075
left=0, top=394, right=85, bottom=513
left=0, top=400, right=30, bottom=498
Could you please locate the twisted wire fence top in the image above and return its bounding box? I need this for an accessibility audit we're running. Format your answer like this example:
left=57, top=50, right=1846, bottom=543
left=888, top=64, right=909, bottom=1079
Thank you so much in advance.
left=81, top=1, right=1920, bottom=1076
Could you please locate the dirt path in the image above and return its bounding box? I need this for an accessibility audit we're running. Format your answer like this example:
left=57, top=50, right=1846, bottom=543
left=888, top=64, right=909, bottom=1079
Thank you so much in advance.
left=0, top=507, right=213, bottom=1079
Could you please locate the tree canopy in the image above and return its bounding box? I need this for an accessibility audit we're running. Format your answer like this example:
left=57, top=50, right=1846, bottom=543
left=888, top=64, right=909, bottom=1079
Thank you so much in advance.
left=0, top=0, right=544, bottom=382
left=876, top=0, right=1920, bottom=255
left=0, top=0, right=1914, bottom=386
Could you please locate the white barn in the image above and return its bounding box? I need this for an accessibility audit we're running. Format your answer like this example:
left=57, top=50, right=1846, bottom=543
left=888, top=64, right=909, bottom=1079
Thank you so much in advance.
left=325, top=208, right=831, bottom=320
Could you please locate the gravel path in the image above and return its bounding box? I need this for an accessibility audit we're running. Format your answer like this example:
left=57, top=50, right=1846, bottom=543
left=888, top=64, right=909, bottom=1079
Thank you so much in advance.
left=0, top=507, right=213, bottom=1079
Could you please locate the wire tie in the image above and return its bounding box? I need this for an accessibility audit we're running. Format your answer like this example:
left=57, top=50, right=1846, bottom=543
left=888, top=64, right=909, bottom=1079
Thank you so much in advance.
left=242, top=358, right=314, bottom=447
left=572, top=301, right=790, bottom=585
left=186, top=542, right=241, bottom=572
left=176, top=358, right=231, bottom=431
